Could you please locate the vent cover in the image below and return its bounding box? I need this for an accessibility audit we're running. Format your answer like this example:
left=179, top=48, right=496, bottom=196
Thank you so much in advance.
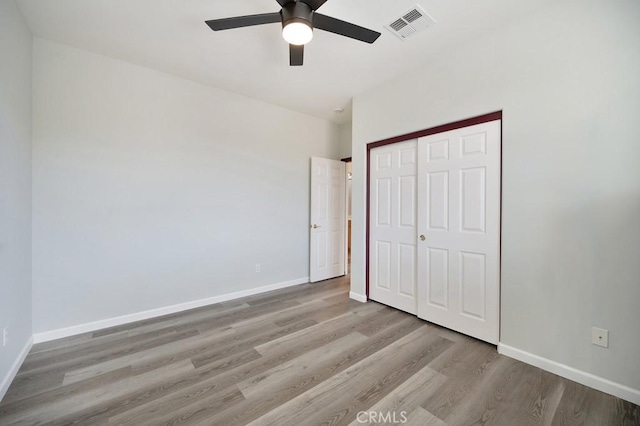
left=385, top=5, right=436, bottom=40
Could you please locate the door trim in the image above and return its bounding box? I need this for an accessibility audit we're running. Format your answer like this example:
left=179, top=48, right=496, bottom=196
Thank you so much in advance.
left=366, top=111, right=503, bottom=300
left=343, top=158, right=352, bottom=276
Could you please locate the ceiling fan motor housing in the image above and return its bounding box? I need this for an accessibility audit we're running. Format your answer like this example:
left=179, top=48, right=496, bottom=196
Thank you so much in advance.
left=281, top=2, right=314, bottom=29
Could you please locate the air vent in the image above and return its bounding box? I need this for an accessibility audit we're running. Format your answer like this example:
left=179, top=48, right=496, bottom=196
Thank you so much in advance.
left=403, top=9, right=423, bottom=23
left=389, top=19, right=408, bottom=32
left=385, top=5, right=436, bottom=40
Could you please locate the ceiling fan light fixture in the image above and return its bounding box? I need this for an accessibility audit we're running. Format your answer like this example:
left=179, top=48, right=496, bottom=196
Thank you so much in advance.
left=282, top=21, right=313, bottom=45
left=206, top=0, right=382, bottom=66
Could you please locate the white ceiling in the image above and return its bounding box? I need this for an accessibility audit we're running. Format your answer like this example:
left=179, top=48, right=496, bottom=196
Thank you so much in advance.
left=17, top=0, right=554, bottom=124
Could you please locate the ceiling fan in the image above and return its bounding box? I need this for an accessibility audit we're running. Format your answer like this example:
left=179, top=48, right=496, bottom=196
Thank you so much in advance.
left=205, top=0, right=381, bottom=66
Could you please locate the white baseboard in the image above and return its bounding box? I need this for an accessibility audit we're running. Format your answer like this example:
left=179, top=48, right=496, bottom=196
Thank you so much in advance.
left=33, top=277, right=309, bottom=344
left=349, top=292, right=367, bottom=303
left=0, top=336, right=33, bottom=402
left=498, top=343, right=640, bottom=405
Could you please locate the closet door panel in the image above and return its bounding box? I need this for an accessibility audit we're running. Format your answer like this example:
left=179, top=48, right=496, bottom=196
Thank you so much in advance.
left=417, top=120, right=501, bottom=344
left=369, top=140, right=418, bottom=314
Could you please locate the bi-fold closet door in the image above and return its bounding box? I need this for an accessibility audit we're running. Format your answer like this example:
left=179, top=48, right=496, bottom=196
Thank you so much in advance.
left=369, top=120, right=501, bottom=344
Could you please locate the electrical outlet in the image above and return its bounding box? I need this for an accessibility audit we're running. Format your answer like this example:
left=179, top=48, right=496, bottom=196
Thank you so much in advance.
left=592, top=327, right=609, bottom=348
left=2, top=327, right=7, bottom=347
left=255, top=264, right=261, bottom=273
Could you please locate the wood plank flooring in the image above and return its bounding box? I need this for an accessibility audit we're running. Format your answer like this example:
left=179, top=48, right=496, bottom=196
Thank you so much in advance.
left=1, top=276, right=638, bottom=425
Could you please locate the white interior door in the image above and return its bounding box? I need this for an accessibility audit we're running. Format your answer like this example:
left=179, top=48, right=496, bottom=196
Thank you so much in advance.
left=417, top=120, right=501, bottom=343
left=310, top=157, right=346, bottom=283
left=369, top=140, right=418, bottom=314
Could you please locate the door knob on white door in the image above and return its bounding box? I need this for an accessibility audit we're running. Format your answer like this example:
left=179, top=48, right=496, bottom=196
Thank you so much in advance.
left=419, top=235, right=426, bottom=241
left=312, top=224, right=321, bottom=229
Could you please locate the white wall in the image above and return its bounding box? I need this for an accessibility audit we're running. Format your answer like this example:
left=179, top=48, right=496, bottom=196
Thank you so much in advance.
left=338, top=121, right=353, bottom=159
left=0, top=0, right=33, bottom=397
left=32, top=38, right=341, bottom=334
left=352, top=0, right=640, bottom=396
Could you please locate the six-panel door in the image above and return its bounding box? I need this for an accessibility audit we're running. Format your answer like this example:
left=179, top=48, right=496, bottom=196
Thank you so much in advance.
left=310, top=157, right=346, bottom=283
left=368, top=120, right=501, bottom=344
left=369, top=140, right=418, bottom=314
left=416, top=120, right=501, bottom=344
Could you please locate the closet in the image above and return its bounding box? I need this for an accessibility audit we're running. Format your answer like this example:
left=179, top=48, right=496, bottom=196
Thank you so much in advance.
left=368, top=117, right=501, bottom=344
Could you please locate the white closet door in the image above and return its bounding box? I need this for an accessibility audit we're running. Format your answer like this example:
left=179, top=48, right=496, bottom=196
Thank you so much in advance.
left=417, top=120, right=501, bottom=344
left=310, top=157, right=346, bottom=283
left=369, top=140, right=418, bottom=314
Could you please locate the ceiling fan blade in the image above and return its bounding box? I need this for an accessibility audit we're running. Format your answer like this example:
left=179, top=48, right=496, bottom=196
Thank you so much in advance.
left=313, top=13, right=381, bottom=44
left=205, top=12, right=281, bottom=31
left=290, top=44, right=304, bottom=66
left=299, top=0, right=329, bottom=11
left=275, top=0, right=295, bottom=6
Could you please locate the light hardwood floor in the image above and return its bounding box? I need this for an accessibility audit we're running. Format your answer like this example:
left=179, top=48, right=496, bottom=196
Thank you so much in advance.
left=1, top=276, right=638, bottom=425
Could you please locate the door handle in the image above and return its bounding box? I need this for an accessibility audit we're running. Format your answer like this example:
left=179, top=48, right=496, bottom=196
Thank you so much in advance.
left=312, top=224, right=321, bottom=229
left=419, top=235, right=426, bottom=241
